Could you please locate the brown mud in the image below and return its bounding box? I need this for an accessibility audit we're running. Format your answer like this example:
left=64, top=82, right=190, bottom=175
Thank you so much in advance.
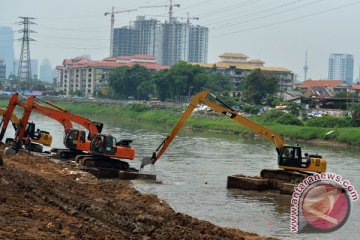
left=0, top=146, right=275, bottom=240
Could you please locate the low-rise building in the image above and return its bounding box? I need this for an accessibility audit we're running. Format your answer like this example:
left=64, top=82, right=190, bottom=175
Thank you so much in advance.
left=195, top=53, right=294, bottom=99
left=56, top=55, right=168, bottom=97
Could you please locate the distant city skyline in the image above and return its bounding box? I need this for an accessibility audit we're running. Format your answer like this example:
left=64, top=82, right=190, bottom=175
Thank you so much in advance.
left=0, top=26, right=15, bottom=77
left=1, top=0, right=360, bottom=82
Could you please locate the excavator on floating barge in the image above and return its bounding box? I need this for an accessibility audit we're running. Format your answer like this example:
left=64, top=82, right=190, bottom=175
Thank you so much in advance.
left=0, top=93, right=135, bottom=171
left=142, top=90, right=327, bottom=184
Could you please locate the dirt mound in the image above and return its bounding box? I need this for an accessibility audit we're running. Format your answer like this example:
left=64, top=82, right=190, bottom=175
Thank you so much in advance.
left=0, top=147, right=275, bottom=240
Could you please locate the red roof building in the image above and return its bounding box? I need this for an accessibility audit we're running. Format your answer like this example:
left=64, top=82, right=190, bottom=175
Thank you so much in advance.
left=297, top=80, right=345, bottom=89
left=56, top=55, right=168, bottom=97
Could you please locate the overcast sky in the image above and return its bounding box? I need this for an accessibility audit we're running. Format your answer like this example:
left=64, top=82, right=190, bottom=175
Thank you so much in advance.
left=1, top=0, right=359, bottom=82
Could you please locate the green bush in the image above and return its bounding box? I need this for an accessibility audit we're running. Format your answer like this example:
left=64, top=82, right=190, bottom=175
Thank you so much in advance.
left=241, top=104, right=261, bottom=114
left=306, top=116, right=351, bottom=128
left=127, top=104, right=151, bottom=112
left=276, top=113, right=303, bottom=126
left=262, top=110, right=285, bottom=122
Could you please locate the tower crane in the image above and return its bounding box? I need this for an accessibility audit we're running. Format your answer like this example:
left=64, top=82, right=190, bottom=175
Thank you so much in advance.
left=139, top=0, right=180, bottom=23
left=104, top=7, right=137, bottom=57
left=140, top=14, right=199, bottom=24
left=185, top=12, right=199, bottom=23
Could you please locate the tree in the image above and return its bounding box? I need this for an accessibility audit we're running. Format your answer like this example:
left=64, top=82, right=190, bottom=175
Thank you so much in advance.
left=351, top=103, right=360, bottom=127
left=109, top=65, right=151, bottom=99
left=153, top=61, right=232, bottom=100
left=241, top=69, right=278, bottom=104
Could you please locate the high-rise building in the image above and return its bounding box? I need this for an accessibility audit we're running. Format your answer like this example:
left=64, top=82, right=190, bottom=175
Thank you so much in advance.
left=113, top=17, right=162, bottom=63
left=112, top=16, right=208, bottom=66
left=161, top=20, right=189, bottom=66
left=0, top=60, right=6, bottom=80
left=328, top=54, right=354, bottom=86
left=113, top=27, right=139, bottom=57
left=40, top=58, right=53, bottom=82
left=188, top=25, right=208, bottom=63
left=0, top=26, right=15, bottom=78
left=134, top=16, right=161, bottom=58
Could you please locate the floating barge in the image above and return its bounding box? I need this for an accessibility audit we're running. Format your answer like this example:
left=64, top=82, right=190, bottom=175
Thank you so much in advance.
left=227, top=174, right=296, bottom=195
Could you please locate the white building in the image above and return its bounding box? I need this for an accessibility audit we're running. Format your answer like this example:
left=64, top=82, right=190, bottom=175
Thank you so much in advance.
left=56, top=55, right=168, bottom=97
left=328, top=53, right=354, bottom=86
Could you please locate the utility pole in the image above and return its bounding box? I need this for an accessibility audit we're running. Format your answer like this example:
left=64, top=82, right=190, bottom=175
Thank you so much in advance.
left=17, top=17, right=36, bottom=86
left=104, top=7, right=137, bottom=57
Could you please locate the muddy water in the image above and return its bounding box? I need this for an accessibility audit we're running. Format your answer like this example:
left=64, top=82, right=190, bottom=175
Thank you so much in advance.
left=4, top=112, right=360, bottom=239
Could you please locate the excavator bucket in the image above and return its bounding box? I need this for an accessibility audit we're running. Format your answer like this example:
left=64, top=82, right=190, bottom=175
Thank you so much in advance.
left=140, top=156, right=153, bottom=169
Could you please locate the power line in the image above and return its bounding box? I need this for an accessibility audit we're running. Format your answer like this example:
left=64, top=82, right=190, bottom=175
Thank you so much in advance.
left=197, top=0, right=264, bottom=18
left=212, top=1, right=360, bottom=38
left=37, top=33, right=109, bottom=41
left=177, top=0, right=216, bottom=12
left=212, top=0, right=324, bottom=30
left=202, top=0, right=297, bottom=26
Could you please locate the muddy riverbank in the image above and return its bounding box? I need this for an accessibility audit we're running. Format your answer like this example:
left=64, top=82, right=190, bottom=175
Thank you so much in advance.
left=0, top=146, right=274, bottom=240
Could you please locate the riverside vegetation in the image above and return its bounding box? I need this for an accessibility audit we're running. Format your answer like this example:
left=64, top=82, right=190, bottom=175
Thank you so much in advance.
left=1, top=98, right=359, bottom=146
left=44, top=101, right=360, bottom=147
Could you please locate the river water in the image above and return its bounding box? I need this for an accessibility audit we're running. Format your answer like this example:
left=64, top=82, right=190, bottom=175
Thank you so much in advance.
left=3, top=111, right=360, bottom=240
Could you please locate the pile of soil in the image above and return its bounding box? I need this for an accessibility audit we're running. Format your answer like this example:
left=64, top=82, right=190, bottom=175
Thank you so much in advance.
left=0, top=146, right=275, bottom=240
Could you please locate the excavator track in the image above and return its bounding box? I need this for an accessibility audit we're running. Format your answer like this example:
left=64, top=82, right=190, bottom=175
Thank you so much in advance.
left=260, top=169, right=312, bottom=183
left=56, top=149, right=83, bottom=160
left=76, top=155, right=130, bottom=171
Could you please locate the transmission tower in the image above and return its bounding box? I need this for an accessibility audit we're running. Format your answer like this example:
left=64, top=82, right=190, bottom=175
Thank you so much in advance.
left=17, top=17, right=36, bottom=84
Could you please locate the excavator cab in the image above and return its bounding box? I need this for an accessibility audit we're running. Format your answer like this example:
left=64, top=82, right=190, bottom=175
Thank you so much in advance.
left=90, top=134, right=116, bottom=155
left=278, top=146, right=303, bottom=167
left=89, top=134, right=136, bottom=160
left=64, top=129, right=86, bottom=150
left=24, top=122, right=53, bottom=146
left=278, top=145, right=326, bottom=173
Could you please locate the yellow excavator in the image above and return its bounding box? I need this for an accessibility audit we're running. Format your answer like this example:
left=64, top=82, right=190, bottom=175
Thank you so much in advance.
left=142, top=90, right=326, bottom=180
left=0, top=108, right=52, bottom=152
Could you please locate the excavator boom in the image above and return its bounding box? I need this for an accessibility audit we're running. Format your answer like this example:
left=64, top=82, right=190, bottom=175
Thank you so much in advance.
left=150, top=90, right=284, bottom=164
left=144, top=90, right=326, bottom=175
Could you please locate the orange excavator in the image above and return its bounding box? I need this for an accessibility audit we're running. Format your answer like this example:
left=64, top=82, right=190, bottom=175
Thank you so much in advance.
left=0, top=97, right=53, bottom=152
left=142, top=90, right=327, bottom=180
left=1, top=93, right=135, bottom=170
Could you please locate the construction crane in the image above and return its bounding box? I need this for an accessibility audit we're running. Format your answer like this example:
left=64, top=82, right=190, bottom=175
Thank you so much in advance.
left=185, top=12, right=199, bottom=23
left=104, top=7, right=137, bottom=57
left=139, top=0, right=180, bottom=23
left=140, top=13, right=199, bottom=23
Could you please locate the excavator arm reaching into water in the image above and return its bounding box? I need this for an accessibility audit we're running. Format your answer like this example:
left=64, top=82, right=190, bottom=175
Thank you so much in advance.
left=142, top=90, right=326, bottom=174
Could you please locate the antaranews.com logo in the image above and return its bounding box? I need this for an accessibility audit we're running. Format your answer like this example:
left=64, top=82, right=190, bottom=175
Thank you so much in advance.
left=290, top=172, right=358, bottom=233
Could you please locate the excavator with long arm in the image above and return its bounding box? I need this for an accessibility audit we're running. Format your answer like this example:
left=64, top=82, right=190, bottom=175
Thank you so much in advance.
left=3, top=93, right=135, bottom=170
left=142, top=90, right=326, bottom=180
left=0, top=94, right=53, bottom=152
